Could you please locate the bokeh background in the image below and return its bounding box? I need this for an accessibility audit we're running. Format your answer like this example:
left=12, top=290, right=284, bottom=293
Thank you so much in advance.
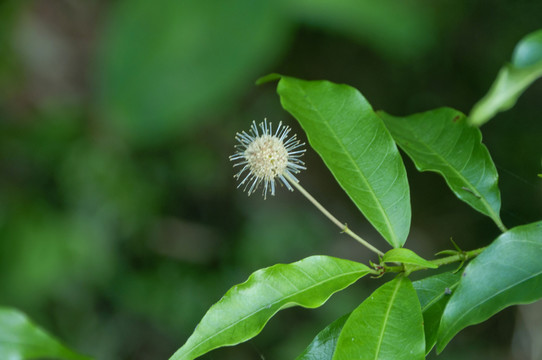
left=1, top=0, right=541, bottom=359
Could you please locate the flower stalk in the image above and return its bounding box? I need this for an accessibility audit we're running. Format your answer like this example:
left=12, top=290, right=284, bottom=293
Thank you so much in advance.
left=285, top=173, right=385, bottom=257
left=230, top=119, right=385, bottom=257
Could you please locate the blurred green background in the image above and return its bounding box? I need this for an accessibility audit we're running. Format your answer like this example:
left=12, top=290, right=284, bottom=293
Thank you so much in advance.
left=1, top=0, right=541, bottom=359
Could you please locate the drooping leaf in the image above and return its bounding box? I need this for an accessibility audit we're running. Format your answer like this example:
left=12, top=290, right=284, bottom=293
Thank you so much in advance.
left=0, top=307, right=91, bottom=360
left=469, top=29, right=542, bottom=126
left=273, top=76, right=411, bottom=248
left=381, top=248, right=437, bottom=269
left=413, top=272, right=461, bottom=354
left=170, top=256, right=371, bottom=360
left=96, top=0, right=289, bottom=145
left=379, top=108, right=506, bottom=231
left=296, top=314, right=349, bottom=360
left=333, top=276, right=425, bottom=360
left=437, top=221, right=542, bottom=352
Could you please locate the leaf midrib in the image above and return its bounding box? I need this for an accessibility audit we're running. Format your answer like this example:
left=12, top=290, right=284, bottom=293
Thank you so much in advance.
left=442, top=260, right=542, bottom=341
left=420, top=282, right=460, bottom=312
left=178, top=268, right=368, bottom=359
left=374, top=278, right=403, bottom=360
left=291, top=82, right=398, bottom=246
left=389, top=120, right=502, bottom=229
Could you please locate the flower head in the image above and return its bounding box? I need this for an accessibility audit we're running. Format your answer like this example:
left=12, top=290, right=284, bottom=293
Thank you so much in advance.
left=229, top=119, right=306, bottom=198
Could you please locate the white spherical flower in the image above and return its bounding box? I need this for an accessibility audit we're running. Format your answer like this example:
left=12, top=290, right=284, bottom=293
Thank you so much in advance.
left=230, top=119, right=306, bottom=199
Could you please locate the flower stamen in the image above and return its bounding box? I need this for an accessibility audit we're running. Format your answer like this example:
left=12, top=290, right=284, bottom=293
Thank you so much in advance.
left=229, top=119, right=384, bottom=256
left=229, top=119, right=306, bottom=199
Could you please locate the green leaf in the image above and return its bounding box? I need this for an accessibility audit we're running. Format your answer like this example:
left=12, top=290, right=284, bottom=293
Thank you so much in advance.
left=437, top=221, right=542, bottom=352
left=275, top=76, right=411, bottom=248
left=333, top=276, right=425, bottom=360
left=381, top=248, right=437, bottom=269
left=512, top=29, right=542, bottom=67
left=296, top=314, right=349, bottom=360
left=379, top=108, right=506, bottom=231
left=282, top=0, right=436, bottom=60
left=413, top=272, right=461, bottom=354
left=469, top=29, right=542, bottom=126
left=96, top=0, right=289, bottom=145
left=0, top=307, right=91, bottom=360
left=170, top=255, right=371, bottom=360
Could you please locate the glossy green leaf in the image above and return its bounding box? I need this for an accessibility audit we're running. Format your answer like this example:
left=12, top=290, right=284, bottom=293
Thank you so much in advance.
left=413, top=272, right=461, bottom=354
left=381, top=248, right=437, bottom=269
left=379, top=108, right=505, bottom=231
left=274, top=76, right=411, bottom=248
left=296, top=314, right=349, bottom=360
left=469, top=29, right=542, bottom=126
left=170, top=256, right=371, bottom=360
left=0, top=307, right=91, bottom=360
left=96, top=0, right=289, bottom=145
left=333, top=277, right=425, bottom=360
left=437, top=221, right=542, bottom=352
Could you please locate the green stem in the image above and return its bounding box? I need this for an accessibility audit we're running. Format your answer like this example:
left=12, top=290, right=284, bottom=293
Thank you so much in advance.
left=384, top=246, right=487, bottom=274
left=285, top=174, right=385, bottom=257
left=495, top=218, right=508, bottom=233
left=430, top=246, right=486, bottom=267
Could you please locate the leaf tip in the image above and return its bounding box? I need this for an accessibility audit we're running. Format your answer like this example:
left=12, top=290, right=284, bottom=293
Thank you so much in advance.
left=511, top=28, right=542, bottom=68
left=255, top=73, right=282, bottom=85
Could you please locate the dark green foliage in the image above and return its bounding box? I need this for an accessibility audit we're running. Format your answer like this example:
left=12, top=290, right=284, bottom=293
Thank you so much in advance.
left=1, top=1, right=541, bottom=360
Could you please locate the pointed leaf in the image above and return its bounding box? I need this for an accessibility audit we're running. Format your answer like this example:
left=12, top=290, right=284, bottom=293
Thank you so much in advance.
left=275, top=76, right=411, bottom=248
left=469, top=29, right=542, bottom=126
left=379, top=108, right=505, bottom=231
left=296, top=314, right=349, bottom=360
left=382, top=248, right=437, bottom=269
left=437, top=221, right=542, bottom=352
left=333, top=277, right=425, bottom=360
left=170, top=256, right=371, bottom=360
left=413, top=272, right=461, bottom=354
left=0, top=307, right=91, bottom=360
